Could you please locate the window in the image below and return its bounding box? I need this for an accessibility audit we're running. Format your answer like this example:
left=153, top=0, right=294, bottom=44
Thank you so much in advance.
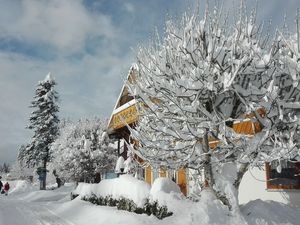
left=266, top=160, right=300, bottom=190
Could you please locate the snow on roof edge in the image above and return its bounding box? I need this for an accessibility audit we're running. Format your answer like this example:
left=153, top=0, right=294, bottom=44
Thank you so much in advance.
left=107, top=64, right=139, bottom=131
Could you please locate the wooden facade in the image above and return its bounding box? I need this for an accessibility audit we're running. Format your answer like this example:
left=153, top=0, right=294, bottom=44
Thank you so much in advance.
left=110, top=103, right=138, bottom=130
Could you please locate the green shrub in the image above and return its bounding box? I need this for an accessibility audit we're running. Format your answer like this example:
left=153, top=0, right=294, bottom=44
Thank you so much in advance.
left=117, top=197, right=137, bottom=212
left=107, top=196, right=118, bottom=207
left=70, top=193, right=79, bottom=200
left=78, top=194, right=173, bottom=219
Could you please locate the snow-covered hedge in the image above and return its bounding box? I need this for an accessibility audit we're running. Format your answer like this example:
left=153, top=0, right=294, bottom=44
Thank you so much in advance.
left=73, top=175, right=150, bottom=207
left=81, top=195, right=172, bottom=219
left=72, top=175, right=178, bottom=219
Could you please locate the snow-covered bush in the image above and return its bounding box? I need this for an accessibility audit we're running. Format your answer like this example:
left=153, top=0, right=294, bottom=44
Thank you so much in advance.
left=81, top=195, right=173, bottom=219
left=73, top=174, right=173, bottom=219
left=128, top=4, right=300, bottom=211
left=150, top=177, right=181, bottom=196
left=73, top=174, right=150, bottom=206
left=51, top=118, right=116, bottom=183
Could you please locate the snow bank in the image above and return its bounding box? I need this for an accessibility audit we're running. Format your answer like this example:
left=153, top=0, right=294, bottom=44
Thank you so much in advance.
left=150, top=177, right=181, bottom=196
left=74, top=176, right=184, bottom=208
left=242, top=199, right=300, bottom=225
left=150, top=177, right=183, bottom=206
left=70, top=176, right=300, bottom=224
left=9, top=180, right=33, bottom=194
left=72, top=183, right=98, bottom=197
left=0, top=180, right=36, bottom=195
left=20, top=184, right=75, bottom=202
left=2, top=179, right=300, bottom=225
left=74, top=175, right=150, bottom=207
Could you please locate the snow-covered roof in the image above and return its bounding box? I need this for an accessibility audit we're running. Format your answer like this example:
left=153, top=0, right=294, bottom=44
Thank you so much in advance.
left=107, top=64, right=139, bottom=131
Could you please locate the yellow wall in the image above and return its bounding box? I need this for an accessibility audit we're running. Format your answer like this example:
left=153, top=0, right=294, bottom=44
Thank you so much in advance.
left=177, top=168, right=187, bottom=196
left=145, top=166, right=152, bottom=185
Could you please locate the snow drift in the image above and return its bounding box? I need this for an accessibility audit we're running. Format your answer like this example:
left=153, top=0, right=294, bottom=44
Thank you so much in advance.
left=73, top=174, right=150, bottom=207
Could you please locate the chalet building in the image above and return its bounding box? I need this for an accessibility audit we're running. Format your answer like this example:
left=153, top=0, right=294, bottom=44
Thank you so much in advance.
left=107, top=65, right=300, bottom=205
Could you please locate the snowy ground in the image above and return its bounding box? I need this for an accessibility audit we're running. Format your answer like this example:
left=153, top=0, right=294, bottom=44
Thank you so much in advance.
left=1, top=180, right=300, bottom=225
left=0, top=181, right=74, bottom=225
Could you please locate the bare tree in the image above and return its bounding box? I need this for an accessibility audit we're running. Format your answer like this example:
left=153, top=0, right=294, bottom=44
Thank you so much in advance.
left=128, top=5, right=300, bottom=212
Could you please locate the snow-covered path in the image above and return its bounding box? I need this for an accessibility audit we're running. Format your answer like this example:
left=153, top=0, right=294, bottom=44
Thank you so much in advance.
left=0, top=197, right=75, bottom=225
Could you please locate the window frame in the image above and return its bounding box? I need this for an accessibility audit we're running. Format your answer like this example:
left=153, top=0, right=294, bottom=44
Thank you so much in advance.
left=265, top=161, right=300, bottom=190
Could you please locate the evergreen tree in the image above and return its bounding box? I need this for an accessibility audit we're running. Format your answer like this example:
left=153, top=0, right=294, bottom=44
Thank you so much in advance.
left=1, top=163, right=10, bottom=173
left=19, top=73, right=59, bottom=189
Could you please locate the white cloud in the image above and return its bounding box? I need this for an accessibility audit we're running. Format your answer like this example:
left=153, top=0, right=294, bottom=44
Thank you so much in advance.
left=0, top=0, right=118, bottom=54
left=124, top=2, right=135, bottom=13
left=0, top=0, right=137, bottom=164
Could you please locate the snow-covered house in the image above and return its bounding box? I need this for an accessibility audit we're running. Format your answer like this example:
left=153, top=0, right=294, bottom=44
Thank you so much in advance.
left=107, top=65, right=300, bottom=203
left=107, top=65, right=188, bottom=195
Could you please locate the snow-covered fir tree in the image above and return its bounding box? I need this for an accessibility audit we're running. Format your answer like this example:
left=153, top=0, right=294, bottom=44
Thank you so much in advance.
left=51, top=118, right=116, bottom=183
left=18, top=73, right=59, bottom=189
left=128, top=5, right=300, bottom=211
left=0, top=163, right=10, bottom=173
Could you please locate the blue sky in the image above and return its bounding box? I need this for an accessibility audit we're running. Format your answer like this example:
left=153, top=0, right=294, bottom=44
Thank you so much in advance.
left=0, top=0, right=299, bottom=165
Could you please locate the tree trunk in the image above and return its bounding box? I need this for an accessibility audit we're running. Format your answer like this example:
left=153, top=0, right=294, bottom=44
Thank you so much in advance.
left=202, top=129, right=233, bottom=211
left=94, top=172, right=101, bottom=183
left=234, top=162, right=249, bottom=190
left=216, top=163, right=249, bottom=212
left=40, top=159, right=47, bottom=190
left=202, top=128, right=214, bottom=187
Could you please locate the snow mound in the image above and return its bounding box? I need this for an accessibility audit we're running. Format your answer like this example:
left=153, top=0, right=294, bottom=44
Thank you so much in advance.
left=73, top=183, right=97, bottom=197
left=74, top=174, right=150, bottom=207
left=9, top=180, right=32, bottom=194
left=149, top=177, right=184, bottom=213
left=150, top=177, right=181, bottom=195
left=242, top=199, right=300, bottom=225
left=20, top=184, right=75, bottom=202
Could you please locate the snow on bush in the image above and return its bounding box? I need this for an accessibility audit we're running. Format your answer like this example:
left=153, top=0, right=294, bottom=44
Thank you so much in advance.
left=73, top=174, right=150, bottom=207
left=148, top=177, right=184, bottom=215
left=51, top=118, right=116, bottom=183
left=151, top=177, right=181, bottom=195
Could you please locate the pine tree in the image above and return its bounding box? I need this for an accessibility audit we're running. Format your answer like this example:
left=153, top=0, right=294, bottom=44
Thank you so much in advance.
left=2, top=163, right=10, bottom=173
left=19, top=73, right=60, bottom=189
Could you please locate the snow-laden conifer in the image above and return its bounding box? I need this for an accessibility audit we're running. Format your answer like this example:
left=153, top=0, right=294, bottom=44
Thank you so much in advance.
left=18, top=73, right=59, bottom=189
